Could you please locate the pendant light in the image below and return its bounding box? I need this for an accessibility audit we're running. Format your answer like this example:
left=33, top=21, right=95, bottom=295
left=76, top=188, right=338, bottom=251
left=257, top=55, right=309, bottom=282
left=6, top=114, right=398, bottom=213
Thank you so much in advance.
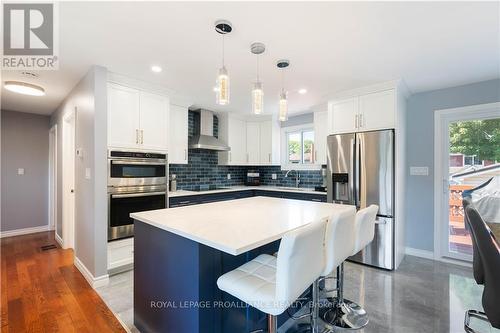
left=277, top=60, right=290, bottom=121
left=250, top=42, right=265, bottom=115
left=214, top=20, right=232, bottom=105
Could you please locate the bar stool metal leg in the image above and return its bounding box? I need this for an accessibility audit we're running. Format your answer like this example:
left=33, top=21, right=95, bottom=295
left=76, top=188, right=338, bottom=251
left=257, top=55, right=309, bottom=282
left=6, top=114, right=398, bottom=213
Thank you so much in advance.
left=320, top=263, right=369, bottom=330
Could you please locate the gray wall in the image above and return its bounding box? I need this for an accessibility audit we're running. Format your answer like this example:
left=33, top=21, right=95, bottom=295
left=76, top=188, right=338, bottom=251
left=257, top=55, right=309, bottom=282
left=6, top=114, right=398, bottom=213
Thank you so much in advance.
left=1, top=111, right=50, bottom=232
left=405, top=79, right=500, bottom=251
left=50, top=65, right=108, bottom=278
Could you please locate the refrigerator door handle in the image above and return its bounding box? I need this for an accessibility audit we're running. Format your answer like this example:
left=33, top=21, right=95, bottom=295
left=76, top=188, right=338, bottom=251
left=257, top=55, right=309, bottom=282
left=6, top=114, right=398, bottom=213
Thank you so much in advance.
left=350, top=138, right=355, bottom=205
left=355, top=135, right=361, bottom=208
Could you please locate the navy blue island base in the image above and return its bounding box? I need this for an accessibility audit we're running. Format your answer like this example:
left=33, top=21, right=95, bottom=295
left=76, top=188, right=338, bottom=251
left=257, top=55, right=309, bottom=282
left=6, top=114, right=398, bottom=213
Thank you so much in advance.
left=134, top=220, right=302, bottom=333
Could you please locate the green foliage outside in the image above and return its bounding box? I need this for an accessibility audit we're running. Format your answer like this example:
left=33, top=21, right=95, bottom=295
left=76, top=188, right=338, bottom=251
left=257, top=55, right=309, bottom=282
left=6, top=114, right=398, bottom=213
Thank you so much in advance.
left=449, top=119, right=500, bottom=162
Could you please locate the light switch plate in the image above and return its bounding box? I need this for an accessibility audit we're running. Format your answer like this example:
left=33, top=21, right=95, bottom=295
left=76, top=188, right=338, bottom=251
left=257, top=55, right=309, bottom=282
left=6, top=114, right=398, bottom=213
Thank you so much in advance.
left=227, top=174, right=231, bottom=180
left=17, top=168, right=25, bottom=175
left=85, top=168, right=91, bottom=180
left=272, top=173, right=277, bottom=180
left=410, top=166, right=429, bottom=176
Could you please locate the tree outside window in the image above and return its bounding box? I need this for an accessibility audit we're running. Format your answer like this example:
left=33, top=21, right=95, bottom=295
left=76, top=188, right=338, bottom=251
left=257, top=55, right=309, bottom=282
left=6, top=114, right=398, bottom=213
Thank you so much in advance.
left=287, top=129, right=315, bottom=164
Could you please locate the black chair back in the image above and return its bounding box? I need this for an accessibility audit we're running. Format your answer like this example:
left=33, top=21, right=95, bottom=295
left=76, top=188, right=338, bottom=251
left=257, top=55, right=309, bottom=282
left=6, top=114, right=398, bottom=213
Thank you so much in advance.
left=463, top=197, right=484, bottom=285
left=465, top=205, right=500, bottom=328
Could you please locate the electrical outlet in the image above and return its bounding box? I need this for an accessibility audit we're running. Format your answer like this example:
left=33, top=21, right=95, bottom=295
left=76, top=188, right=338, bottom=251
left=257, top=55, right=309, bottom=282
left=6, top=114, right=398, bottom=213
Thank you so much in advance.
left=272, top=173, right=277, bottom=180
left=227, top=174, right=231, bottom=180
left=17, top=168, right=25, bottom=175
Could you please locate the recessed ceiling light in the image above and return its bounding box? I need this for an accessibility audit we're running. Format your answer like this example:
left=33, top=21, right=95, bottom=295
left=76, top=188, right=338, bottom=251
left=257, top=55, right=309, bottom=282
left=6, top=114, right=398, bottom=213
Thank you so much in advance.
left=298, top=88, right=307, bottom=95
left=4, top=81, right=45, bottom=96
left=151, top=65, right=162, bottom=73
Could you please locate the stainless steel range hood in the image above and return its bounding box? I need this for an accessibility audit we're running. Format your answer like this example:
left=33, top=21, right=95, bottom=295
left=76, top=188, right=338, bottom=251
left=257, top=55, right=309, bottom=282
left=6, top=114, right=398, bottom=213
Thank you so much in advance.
left=188, top=109, right=230, bottom=151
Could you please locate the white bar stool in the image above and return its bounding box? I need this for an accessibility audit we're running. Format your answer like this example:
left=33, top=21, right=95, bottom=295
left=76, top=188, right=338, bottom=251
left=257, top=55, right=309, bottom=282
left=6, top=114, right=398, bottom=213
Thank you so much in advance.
left=321, top=205, right=378, bottom=330
left=217, top=219, right=328, bottom=333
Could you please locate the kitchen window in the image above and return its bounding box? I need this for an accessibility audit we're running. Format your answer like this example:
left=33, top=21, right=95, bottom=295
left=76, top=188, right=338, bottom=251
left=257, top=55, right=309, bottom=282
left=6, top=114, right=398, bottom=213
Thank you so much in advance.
left=281, top=125, right=320, bottom=170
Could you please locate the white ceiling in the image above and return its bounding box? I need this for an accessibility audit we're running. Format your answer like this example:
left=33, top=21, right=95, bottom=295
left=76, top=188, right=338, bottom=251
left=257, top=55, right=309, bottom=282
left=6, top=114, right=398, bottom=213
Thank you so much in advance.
left=1, top=1, right=499, bottom=116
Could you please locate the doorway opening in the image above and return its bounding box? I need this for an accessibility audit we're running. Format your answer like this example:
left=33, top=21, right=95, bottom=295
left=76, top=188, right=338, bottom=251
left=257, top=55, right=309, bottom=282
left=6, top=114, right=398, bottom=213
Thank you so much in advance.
left=435, top=102, right=500, bottom=262
left=62, top=109, right=76, bottom=250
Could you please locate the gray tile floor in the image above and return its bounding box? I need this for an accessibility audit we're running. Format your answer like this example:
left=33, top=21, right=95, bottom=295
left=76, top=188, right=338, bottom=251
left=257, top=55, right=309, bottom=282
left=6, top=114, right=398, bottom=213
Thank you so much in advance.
left=96, top=255, right=499, bottom=333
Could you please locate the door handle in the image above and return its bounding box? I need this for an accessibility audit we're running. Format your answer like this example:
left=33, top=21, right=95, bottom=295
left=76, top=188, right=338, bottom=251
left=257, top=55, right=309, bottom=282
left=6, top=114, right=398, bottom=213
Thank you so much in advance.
left=136, top=129, right=139, bottom=144
left=184, top=149, right=187, bottom=161
left=355, top=114, right=359, bottom=129
left=268, top=153, right=271, bottom=163
left=443, top=179, right=449, bottom=194
left=359, top=114, right=363, bottom=128
left=140, top=130, right=144, bottom=144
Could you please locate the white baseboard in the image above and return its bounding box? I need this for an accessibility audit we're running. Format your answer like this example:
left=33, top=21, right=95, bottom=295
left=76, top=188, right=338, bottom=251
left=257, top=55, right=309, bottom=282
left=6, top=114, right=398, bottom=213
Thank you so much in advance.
left=0, top=225, right=50, bottom=238
left=55, top=233, right=64, bottom=247
left=74, top=256, right=109, bottom=289
left=405, top=247, right=472, bottom=268
left=405, top=247, right=435, bottom=260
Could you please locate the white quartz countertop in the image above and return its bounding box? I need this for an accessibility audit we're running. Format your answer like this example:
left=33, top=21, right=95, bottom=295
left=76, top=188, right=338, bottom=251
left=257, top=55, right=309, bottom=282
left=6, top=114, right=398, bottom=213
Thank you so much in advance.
left=168, top=185, right=327, bottom=198
left=131, top=196, right=354, bottom=255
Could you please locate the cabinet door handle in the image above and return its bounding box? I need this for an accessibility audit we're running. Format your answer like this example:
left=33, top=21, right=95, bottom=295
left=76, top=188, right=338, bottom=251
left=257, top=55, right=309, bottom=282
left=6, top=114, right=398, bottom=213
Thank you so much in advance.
left=355, top=114, right=359, bottom=129
left=268, top=153, right=271, bottom=163
left=359, top=114, right=363, bottom=128
left=141, top=130, right=144, bottom=144
left=246, top=153, right=249, bottom=163
left=136, top=129, right=139, bottom=144
left=184, top=149, right=187, bottom=161
left=229, top=152, right=231, bottom=162
left=315, top=150, right=317, bottom=163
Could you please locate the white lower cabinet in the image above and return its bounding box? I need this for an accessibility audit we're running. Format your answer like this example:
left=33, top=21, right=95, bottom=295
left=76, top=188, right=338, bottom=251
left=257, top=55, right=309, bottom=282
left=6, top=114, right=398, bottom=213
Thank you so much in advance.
left=108, top=238, right=134, bottom=271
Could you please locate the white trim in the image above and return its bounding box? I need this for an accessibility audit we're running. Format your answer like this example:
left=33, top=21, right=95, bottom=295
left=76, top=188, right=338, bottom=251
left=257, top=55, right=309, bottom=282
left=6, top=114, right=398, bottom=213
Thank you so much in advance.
left=405, top=247, right=434, bottom=260
left=74, top=256, right=110, bottom=289
left=55, top=232, right=63, bottom=247
left=280, top=123, right=321, bottom=171
left=49, top=124, right=58, bottom=232
left=434, top=102, right=500, bottom=261
left=62, top=109, right=76, bottom=250
left=0, top=225, right=50, bottom=238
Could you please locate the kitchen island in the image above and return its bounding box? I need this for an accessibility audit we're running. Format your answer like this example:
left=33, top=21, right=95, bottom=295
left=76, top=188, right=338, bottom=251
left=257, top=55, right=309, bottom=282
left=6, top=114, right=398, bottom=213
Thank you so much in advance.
left=131, top=196, right=354, bottom=333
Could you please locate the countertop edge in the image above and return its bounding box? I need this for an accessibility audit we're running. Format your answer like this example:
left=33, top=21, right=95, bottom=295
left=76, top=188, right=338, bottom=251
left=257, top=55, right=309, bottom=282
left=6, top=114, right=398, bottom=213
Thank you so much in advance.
left=168, top=186, right=327, bottom=198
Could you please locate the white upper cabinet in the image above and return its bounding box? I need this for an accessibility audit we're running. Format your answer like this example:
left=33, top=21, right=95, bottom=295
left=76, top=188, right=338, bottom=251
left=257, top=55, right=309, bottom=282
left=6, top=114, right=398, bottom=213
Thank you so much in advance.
left=169, top=104, right=188, bottom=164
left=218, top=115, right=247, bottom=165
left=107, top=83, right=169, bottom=151
left=246, top=122, right=260, bottom=165
left=139, top=92, right=169, bottom=151
left=358, top=89, right=395, bottom=131
left=259, top=121, right=273, bottom=165
left=313, top=111, right=328, bottom=165
left=108, top=83, right=140, bottom=148
left=330, top=97, right=359, bottom=134
left=218, top=115, right=279, bottom=166
left=328, top=88, right=396, bottom=134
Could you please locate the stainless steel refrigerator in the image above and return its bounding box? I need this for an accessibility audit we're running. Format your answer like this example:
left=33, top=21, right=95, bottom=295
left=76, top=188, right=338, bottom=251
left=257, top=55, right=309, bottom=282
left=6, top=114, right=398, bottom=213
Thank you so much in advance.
left=327, top=129, right=394, bottom=270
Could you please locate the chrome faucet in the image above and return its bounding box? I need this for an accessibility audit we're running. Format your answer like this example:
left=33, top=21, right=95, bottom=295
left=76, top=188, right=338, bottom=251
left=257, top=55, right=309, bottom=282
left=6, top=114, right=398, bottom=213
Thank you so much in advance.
left=285, top=169, right=300, bottom=188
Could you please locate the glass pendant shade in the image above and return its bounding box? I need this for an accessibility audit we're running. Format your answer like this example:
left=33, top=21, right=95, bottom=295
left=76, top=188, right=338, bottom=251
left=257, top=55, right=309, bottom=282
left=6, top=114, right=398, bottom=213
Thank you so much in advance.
left=252, top=81, right=264, bottom=115
left=279, top=90, right=288, bottom=121
left=216, top=66, right=230, bottom=105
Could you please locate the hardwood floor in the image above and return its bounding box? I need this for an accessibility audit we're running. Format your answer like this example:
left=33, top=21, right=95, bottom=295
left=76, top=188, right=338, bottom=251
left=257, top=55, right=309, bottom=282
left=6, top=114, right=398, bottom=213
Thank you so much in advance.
left=1, top=231, right=125, bottom=333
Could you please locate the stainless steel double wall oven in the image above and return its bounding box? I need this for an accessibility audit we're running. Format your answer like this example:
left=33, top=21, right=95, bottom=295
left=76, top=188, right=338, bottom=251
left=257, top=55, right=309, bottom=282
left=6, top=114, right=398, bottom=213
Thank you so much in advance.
left=108, top=150, right=168, bottom=241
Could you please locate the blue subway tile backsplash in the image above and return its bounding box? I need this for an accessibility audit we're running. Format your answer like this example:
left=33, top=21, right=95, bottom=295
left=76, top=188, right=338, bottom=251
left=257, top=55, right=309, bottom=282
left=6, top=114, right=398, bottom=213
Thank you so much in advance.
left=169, top=111, right=325, bottom=190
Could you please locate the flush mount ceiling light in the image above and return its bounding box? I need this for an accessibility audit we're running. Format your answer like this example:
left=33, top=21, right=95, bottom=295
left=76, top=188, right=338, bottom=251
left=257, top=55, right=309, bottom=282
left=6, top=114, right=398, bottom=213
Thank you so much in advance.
left=214, top=20, right=232, bottom=105
left=151, top=65, right=162, bottom=73
left=277, top=59, right=290, bottom=122
left=298, top=88, right=307, bottom=94
left=4, top=81, right=45, bottom=96
left=251, top=42, right=265, bottom=115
